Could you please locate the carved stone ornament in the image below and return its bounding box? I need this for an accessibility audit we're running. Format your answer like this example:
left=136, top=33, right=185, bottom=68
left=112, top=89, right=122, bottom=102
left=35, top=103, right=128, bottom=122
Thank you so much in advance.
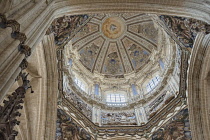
left=19, top=59, right=28, bottom=70
left=0, top=13, right=27, bottom=44
left=160, top=15, right=210, bottom=48
left=18, top=44, right=31, bottom=57
left=56, top=109, right=91, bottom=140
left=0, top=73, right=33, bottom=140
left=47, top=15, right=89, bottom=45
left=151, top=108, right=191, bottom=140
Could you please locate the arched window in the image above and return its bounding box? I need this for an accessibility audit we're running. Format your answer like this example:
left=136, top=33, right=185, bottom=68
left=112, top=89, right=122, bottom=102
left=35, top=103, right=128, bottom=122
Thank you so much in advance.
left=69, top=59, right=73, bottom=67
left=159, top=59, right=164, bottom=69
left=106, top=94, right=126, bottom=103
left=131, top=84, right=138, bottom=96
left=94, top=84, right=100, bottom=95
left=146, top=76, right=160, bottom=92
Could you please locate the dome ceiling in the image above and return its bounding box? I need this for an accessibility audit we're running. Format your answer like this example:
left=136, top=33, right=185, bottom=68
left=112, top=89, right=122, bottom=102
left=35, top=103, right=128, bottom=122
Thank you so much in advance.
left=71, top=13, right=158, bottom=78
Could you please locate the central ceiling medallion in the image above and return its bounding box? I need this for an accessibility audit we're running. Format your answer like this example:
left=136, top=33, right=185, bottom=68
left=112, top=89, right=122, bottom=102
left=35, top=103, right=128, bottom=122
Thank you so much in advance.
left=72, top=13, right=158, bottom=78
left=102, top=17, right=125, bottom=39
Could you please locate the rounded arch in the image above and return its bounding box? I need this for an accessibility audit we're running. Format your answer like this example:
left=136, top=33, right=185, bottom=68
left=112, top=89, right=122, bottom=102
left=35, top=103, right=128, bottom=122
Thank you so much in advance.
left=52, top=0, right=210, bottom=23
left=188, top=32, right=210, bottom=140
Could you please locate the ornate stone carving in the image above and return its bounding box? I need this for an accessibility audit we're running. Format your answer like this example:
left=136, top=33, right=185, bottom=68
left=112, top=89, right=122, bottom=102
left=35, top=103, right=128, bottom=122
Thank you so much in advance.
left=101, top=111, right=137, bottom=125
left=151, top=108, right=192, bottom=140
left=160, top=15, right=210, bottom=48
left=146, top=91, right=175, bottom=119
left=0, top=73, right=33, bottom=140
left=65, top=91, right=92, bottom=120
left=56, top=109, right=91, bottom=140
left=46, top=15, right=89, bottom=45
left=19, top=59, right=28, bottom=70
left=18, top=44, right=31, bottom=57
left=0, top=13, right=27, bottom=44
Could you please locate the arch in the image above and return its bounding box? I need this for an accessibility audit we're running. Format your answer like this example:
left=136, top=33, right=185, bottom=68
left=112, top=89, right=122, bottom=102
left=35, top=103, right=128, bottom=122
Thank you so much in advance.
left=51, top=0, right=210, bottom=23
left=188, top=32, right=210, bottom=140
left=1, top=1, right=210, bottom=140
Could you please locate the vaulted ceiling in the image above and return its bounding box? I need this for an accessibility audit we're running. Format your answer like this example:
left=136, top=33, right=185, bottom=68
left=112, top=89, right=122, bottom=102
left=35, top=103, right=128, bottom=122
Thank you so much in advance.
left=71, top=13, right=158, bottom=78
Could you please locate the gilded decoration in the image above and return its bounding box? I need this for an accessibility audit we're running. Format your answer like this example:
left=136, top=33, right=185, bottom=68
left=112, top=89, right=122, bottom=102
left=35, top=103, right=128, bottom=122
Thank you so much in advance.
left=70, top=13, right=157, bottom=78
left=151, top=108, right=192, bottom=140
left=102, top=17, right=125, bottom=39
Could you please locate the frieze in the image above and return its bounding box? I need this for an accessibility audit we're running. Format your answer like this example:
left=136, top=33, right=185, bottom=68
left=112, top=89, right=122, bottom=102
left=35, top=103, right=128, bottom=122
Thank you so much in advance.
left=101, top=110, right=137, bottom=126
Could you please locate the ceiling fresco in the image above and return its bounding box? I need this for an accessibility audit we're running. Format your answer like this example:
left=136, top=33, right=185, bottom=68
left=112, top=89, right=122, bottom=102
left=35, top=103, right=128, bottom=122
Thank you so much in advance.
left=71, top=13, right=158, bottom=78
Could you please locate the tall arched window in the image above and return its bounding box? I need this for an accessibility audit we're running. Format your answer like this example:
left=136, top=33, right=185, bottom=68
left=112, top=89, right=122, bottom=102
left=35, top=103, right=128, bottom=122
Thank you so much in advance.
left=69, top=58, right=73, bottom=67
left=131, top=84, right=138, bottom=96
left=94, top=84, right=100, bottom=95
left=159, top=59, right=164, bottom=69
left=146, top=76, right=160, bottom=92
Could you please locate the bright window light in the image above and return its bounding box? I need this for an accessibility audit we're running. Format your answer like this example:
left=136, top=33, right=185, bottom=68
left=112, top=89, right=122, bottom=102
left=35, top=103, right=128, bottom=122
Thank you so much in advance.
left=106, top=94, right=126, bottom=103
left=146, top=76, right=160, bottom=92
